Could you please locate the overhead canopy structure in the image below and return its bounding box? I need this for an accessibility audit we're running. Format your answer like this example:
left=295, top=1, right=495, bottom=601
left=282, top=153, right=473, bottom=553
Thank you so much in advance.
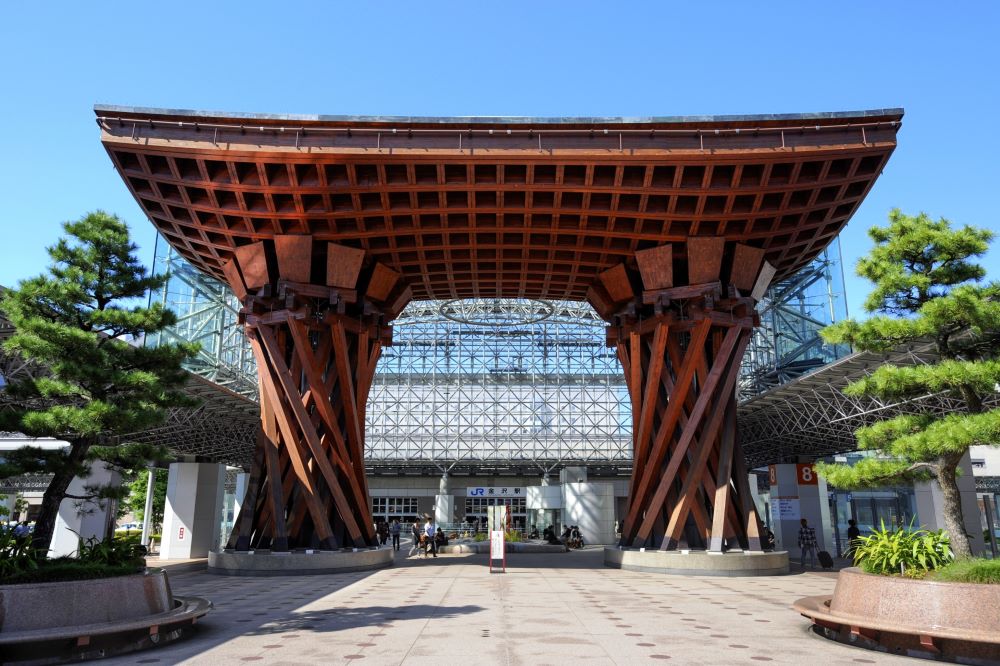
left=99, top=106, right=900, bottom=554
left=97, top=106, right=900, bottom=302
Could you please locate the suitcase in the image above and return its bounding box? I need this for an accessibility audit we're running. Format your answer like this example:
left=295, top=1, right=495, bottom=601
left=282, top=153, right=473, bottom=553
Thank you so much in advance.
left=817, top=550, right=834, bottom=569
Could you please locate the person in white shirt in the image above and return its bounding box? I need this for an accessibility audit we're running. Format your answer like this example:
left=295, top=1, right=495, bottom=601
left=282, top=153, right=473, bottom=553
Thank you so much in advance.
left=424, top=519, right=438, bottom=558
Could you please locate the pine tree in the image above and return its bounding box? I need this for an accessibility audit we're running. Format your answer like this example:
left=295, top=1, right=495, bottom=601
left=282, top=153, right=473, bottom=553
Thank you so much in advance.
left=818, top=209, right=1000, bottom=558
left=0, top=211, right=196, bottom=555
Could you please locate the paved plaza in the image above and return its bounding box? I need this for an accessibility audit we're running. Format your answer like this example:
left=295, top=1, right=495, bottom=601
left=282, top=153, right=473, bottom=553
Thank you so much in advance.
left=110, top=546, right=912, bottom=665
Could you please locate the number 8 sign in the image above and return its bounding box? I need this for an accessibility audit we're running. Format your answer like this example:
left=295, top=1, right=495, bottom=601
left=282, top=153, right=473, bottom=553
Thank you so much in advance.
left=796, top=463, right=818, bottom=485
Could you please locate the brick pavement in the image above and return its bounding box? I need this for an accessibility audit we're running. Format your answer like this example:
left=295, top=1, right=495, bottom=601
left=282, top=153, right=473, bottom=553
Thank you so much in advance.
left=106, top=545, right=910, bottom=665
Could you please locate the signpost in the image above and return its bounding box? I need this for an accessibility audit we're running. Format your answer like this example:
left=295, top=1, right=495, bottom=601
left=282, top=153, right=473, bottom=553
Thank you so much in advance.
left=487, top=505, right=506, bottom=573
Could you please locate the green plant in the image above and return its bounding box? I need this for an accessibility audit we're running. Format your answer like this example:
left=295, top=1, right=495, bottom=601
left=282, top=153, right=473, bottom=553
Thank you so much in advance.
left=505, top=530, right=521, bottom=542
left=0, top=529, right=40, bottom=580
left=0, top=561, right=138, bottom=585
left=0, top=211, right=198, bottom=556
left=75, top=533, right=145, bottom=569
left=853, top=519, right=953, bottom=576
left=930, top=557, right=1000, bottom=584
left=817, top=210, right=1000, bottom=558
left=473, top=532, right=488, bottom=542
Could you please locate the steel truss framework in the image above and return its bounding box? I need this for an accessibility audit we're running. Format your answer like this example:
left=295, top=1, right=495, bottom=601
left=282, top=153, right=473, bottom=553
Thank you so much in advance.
left=147, top=239, right=258, bottom=399
left=739, top=339, right=1000, bottom=469
left=738, top=244, right=850, bottom=400
left=367, top=299, right=630, bottom=470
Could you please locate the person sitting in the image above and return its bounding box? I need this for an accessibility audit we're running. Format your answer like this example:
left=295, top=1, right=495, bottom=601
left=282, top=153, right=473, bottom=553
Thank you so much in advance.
left=569, top=525, right=582, bottom=549
left=529, top=525, right=539, bottom=539
left=543, top=525, right=561, bottom=545
left=434, top=527, right=449, bottom=549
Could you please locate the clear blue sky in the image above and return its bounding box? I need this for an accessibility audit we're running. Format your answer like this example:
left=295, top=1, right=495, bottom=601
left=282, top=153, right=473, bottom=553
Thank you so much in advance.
left=2, top=2, right=998, bottom=317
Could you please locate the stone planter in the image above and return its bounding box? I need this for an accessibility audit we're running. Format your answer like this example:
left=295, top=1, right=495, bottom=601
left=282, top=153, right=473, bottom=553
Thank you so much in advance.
left=0, top=569, right=211, bottom=663
left=208, top=547, right=394, bottom=576
left=605, top=547, right=789, bottom=576
left=794, top=567, right=1000, bottom=663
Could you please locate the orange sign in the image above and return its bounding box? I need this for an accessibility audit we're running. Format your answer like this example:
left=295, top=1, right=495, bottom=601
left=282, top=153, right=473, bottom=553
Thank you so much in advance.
left=768, top=465, right=777, bottom=486
left=796, top=463, right=818, bottom=485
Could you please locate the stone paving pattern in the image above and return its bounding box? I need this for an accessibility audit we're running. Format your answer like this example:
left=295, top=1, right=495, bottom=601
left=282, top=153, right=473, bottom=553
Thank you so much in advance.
left=111, top=546, right=913, bottom=665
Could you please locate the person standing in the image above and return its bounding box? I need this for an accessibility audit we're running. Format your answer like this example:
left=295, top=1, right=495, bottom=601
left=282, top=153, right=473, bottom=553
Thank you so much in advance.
left=409, top=520, right=422, bottom=556
left=798, top=518, right=817, bottom=569
left=390, top=519, right=401, bottom=551
left=846, top=519, right=861, bottom=561
left=424, top=517, right=438, bottom=558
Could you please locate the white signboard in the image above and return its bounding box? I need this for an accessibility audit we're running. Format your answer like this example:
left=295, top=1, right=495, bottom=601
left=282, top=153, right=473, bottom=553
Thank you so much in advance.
left=467, top=486, right=524, bottom=498
left=490, top=530, right=505, bottom=560
left=775, top=498, right=800, bottom=521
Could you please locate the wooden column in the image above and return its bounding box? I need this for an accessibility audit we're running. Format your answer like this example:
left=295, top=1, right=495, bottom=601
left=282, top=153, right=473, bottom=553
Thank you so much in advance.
left=592, top=240, right=771, bottom=553
left=223, top=236, right=407, bottom=551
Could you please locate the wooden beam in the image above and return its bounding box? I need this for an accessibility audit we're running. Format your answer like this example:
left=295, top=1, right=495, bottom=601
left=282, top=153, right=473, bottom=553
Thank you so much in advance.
left=620, top=318, right=711, bottom=544
left=247, top=330, right=335, bottom=547
left=256, top=324, right=365, bottom=545
left=274, top=235, right=313, bottom=283
left=326, top=243, right=365, bottom=289
left=234, top=241, right=270, bottom=290
left=659, top=329, right=751, bottom=548
left=635, top=244, right=673, bottom=290
left=366, top=262, right=401, bottom=302
left=730, top=244, right=766, bottom=292
left=632, top=324, right=740, bottom=544
left=598, top=263, right=634, bottom=303
left=687, top=237, right=725, bottom=284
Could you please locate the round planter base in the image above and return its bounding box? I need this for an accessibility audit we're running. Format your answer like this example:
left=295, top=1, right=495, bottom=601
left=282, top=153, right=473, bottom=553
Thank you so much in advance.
left=208, top=547, right=394, bottom=576
left=604, top=547, right=789, bottom=576
left=438, top=541, right=568, bottom=554
left=794, top=567, right=1000, bottom=664
left=0, top=571, right=211, bottom=664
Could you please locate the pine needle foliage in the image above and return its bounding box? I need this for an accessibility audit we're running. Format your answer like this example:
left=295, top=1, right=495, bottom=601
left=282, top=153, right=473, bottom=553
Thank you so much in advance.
left=0, top=211, right=197, bottom=556
left=816, top=209, right=1000, bottom=558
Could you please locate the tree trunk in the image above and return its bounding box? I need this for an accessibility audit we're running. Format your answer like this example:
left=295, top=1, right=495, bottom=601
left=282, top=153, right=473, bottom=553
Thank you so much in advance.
left=937, top=453, right=972, bottom=559
left=30, top=441, right=90, bottom=557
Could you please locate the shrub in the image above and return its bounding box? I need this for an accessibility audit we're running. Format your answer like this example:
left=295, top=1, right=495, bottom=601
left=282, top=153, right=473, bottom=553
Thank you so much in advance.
left=505, top=530, right=521, bottom=542
left=930, top=558, right=1000, bottom=584
left=1, top=560, right=139, bottom=585
left=473, top=532, right=488, bottom=542
left=853, top=520, right=953, bottom=577
left=76, top=534, right=146, bottom=568
left=0, top=530, right=40, bottom=580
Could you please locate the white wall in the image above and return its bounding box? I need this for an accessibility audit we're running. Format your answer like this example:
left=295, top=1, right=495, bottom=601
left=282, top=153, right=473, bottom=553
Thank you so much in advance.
left=49, top=461, right=121, bottom=558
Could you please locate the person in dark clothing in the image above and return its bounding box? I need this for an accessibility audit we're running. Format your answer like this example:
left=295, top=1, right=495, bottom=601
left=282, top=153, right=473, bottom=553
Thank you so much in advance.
left=377, top=521, right=389, bottom=546
left=846, top=519, right=861, bottom=560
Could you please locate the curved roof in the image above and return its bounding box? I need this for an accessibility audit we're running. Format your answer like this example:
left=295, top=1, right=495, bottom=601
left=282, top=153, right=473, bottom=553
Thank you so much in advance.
left=98, top=106, right=901, bottom=301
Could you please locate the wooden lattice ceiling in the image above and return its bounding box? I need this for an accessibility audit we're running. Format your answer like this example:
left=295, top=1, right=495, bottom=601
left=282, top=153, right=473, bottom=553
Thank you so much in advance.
left=97, top=106, right=901, bottom=301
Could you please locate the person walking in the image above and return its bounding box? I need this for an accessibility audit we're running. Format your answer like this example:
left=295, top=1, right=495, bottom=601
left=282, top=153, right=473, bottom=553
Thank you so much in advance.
left=390, top=519, right=401, bottom=551
left=798, top=518, right=817, bottom=569
left=377, top=520, right=389, bottom=546
left=424, top=517, right=438, bottom=558
left=409, top=520, right=422, bottom=556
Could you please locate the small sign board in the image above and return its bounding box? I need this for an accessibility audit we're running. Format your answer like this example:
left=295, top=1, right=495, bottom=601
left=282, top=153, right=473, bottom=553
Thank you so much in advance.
left=177, top=526, right=185, bottom=541
left=487, top=505, right=507, bottom=573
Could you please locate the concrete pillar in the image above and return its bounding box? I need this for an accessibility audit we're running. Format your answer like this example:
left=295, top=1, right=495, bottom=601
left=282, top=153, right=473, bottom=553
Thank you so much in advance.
left=160, top=462, right=225, bottom=560
left=914, top=451, right=985, bottom=555
left=49, top=461, right=121, bottom=558
left=140, top=467, right=157, bottom=549
left=434, top=472, right=453, bottom=526
left=767, top=463, right=833, bottom=558
left=233, top=472, right=249, bottom=523
left=562, top=482, right=616, bottom=544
